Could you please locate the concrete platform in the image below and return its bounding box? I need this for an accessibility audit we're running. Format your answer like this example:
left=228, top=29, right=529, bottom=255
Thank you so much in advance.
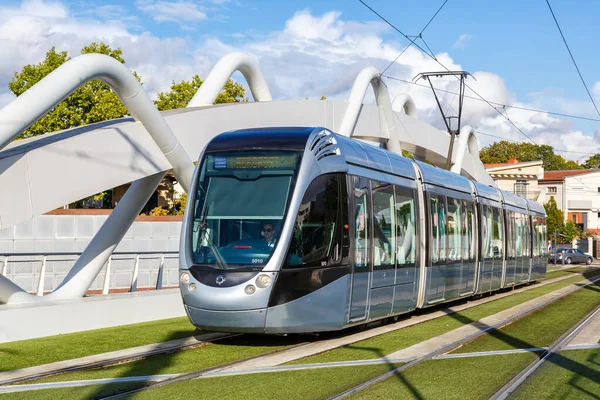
left=568, top=306, right=600, bottom=346
left=0, top=289, right=186, bottom=344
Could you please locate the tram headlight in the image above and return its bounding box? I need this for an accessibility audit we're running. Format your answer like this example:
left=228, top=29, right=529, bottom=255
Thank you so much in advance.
left=181, top=272, right=190, bottom=284
left=189, top=283, right=197, bottom=292
left=255, top=274, right=272, bottom=288
left=245, top=284, right=256, bottom=295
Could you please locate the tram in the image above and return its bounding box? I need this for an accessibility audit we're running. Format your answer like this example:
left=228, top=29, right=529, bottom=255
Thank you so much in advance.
left=179, top=127, right=548, bottom=334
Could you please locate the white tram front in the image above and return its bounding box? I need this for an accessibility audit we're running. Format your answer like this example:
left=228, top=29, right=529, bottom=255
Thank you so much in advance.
left=179, top=127, right=548, bottom=334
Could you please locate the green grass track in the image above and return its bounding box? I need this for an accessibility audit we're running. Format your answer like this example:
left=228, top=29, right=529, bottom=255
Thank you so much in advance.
left=293, top=269, right=600, bottom=365
left=0, top=317, right=197, bottom=372
left=453, top=280, right=600, bottom=353
left=513, top=349, right=600, bottom=399
left=2, top=363, right=404, bottom=400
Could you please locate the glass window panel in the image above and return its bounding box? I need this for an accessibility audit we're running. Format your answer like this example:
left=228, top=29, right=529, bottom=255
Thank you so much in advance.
left=491, top=208, right=503, bottom=260
left=284, top=174, right=344, bottom=269
left=395, top=186, right=416, bottom=266
left=447, top=197, right=461, bottom=262
left=372, top=182, right=394, bottom=269
left=430, top=196, right=439, bottom=263
left=439, top=197, right=447, bottom=262
left=191, top=151, right=299, bottom=268
left=354, top=178, right=370, bottom=268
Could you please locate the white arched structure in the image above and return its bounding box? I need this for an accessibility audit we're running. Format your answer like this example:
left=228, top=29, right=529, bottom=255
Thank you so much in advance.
left=451, top=126, right=481, bottom=175
left=392, top=94, right=417, bottom=117
left=338, top=67, right=402, bottom=155
left=188, top=52, right=272, bottom=107
left=0, top=52, right=494, bottom=304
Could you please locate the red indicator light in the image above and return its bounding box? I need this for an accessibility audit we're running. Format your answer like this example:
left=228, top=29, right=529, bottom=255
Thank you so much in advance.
left=234, top=245, right=252, bottom=249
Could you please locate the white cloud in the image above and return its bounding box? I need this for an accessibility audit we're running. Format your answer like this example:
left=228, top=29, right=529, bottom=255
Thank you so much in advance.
left=135, top=0, right=207, bottom=23
left=452, top=34, right=471, bottom=49
left=0, top=4, right=597, bottom=163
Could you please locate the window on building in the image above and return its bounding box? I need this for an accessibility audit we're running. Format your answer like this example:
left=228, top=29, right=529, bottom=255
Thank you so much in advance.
left=597, top=212, right=600, bottom=218
left=597, top=187, right=600, bottom=193
left=514, top=180, right=528, bottom=197
left=572, top=214, right=578, bottom=223
left=547, top=186, right=557, bottom=194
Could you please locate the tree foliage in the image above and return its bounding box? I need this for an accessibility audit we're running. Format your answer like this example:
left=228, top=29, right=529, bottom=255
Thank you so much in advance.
left=479, top=141, right=583, bottom=171
left=154, top=75, right=245, bottom=111
left=561, top=220, right=580, bottom=243
left=9, top=42, right=136, bottom=140
left=582, top=154, right=600, bottom=169
left=544, top=196, right=564, bottom=242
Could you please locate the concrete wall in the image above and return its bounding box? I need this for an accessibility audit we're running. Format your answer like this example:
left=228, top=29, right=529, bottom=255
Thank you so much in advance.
left=0, top=213, right=182, bottom=254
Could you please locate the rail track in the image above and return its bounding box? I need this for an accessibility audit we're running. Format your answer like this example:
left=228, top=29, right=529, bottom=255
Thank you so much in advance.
left=0, top=269, right=596, bottom=397
left=490, top=304, right=600, bottom=400
left=328, top=275, right=600, bottom=399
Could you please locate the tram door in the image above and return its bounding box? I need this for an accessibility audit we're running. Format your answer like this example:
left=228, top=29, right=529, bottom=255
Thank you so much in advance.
left=349, top=178, right=371, bottom=321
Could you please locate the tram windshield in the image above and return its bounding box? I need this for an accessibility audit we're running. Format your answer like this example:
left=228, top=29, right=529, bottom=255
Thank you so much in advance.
left=190, top=151, right=300, bottom=269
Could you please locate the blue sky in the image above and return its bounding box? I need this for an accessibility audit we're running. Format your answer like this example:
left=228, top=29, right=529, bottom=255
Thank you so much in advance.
left=0, top=0, right=599, bottom=159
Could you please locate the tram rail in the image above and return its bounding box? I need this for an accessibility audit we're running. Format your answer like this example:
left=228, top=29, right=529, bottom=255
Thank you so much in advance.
left=490, top=303, right=600, bottom=400
left=0, top=269, right=595, bottom=397
left=327, top=274, right=600, bottom=399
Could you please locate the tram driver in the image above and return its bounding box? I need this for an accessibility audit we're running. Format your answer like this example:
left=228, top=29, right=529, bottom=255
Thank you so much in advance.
left=262, top=222, right=277, bottom=247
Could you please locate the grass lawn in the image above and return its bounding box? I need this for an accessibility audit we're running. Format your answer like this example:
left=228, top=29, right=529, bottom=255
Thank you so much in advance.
left=28, top=334, right=308, bottom=384
left=0, top=317, right=199, bottom=372
left=513, top=349, right=600, bottom=399
left=133, top=362, right=404, bottom=400
left=0, top=382, right=144, bottom=400
left=292, top=270, right=600, bottom=365
left=351, top=353, right=536, bottom=399
left=453, top=282, right=600, bottom=353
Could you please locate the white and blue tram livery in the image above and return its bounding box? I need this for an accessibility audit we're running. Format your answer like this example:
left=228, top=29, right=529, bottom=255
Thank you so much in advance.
left=179, top=127, right=548, bottom=333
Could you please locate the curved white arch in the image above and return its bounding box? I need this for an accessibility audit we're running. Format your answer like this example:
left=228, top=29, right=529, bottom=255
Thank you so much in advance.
left=338, top=67, right=402, bottom=154
left=188, top=52, right=272, bottom=107
left=392, top=94, right=417, bottom=117
left=451, top=125, right=481, bottom=175
left=0, top=54, right=194, bottom=189
left=0, top=54, right=195, bottom=304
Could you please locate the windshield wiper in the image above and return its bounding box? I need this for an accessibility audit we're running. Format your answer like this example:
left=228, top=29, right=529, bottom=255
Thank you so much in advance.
left=199, top=202, right=226, bottom=270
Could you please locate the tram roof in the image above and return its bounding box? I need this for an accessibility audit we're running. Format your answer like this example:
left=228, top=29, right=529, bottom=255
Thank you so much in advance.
left=526, top=199, right=546, bottom=215
left=414, top=161, right=473, bottom=194
left=473, top=182, right=503, bottom=202
left=333, top=134, right=417, bottom=180
left=206, top=127, right=316, bottom=152
left=500, top=190, right=529, bottom=210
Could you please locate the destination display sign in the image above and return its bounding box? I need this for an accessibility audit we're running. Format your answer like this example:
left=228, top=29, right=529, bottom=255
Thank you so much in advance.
left=213, top=154, right=297, bottom=169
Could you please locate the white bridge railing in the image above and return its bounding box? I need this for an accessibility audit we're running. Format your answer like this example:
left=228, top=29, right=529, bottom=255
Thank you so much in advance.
left=0, top=251, right=180, bottom=296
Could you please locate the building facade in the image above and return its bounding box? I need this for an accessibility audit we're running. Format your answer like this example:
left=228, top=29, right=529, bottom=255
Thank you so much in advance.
left=538, top=170, right=600, bottom=234
left=484, top=158, right=545, bottom=202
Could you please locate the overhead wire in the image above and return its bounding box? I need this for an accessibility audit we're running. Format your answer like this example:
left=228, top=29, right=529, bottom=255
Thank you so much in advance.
left=545, top=0, right=600, bottom=118
left=375, top=0, right=449, bottom=74
left=358, top=0, right=542, bottom=145
left=383, top=75, right=600, bottom=123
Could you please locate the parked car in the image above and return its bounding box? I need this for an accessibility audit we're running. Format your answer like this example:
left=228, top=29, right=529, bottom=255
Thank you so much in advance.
left=549, top=248, right=593, bottom=265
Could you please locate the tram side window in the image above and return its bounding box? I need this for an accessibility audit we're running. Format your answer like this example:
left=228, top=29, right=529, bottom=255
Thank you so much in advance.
left=463, top=201, right=475, bottom=262
left=481, top=205, right=492, bottom=260
left=283, top=174, right=347, bottom=269
left=354, top=177, right=370, bottom=268
left=446, top=197, right=462, bottom=262
left=430, top=194, right=446, bottom=264
left=493, top=207, right=503, bottom=260
left=395, top=186, right=416, bottom=267
left=507, top=211, right=516, bottom=259
left=372, top=182, right=394, bottom=270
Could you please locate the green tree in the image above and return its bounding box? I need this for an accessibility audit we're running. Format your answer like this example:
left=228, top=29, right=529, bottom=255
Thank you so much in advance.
left=544, top=196, right=564, bottom=242
left=154, top=75, right=245, bottom=111
left=479, top=141, right=582, bottom=171
left=9, top=42, right=136, bottom=140
left=582, top=153, right=600, bottom=169
left=561, top=220, right=580, bottom=243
